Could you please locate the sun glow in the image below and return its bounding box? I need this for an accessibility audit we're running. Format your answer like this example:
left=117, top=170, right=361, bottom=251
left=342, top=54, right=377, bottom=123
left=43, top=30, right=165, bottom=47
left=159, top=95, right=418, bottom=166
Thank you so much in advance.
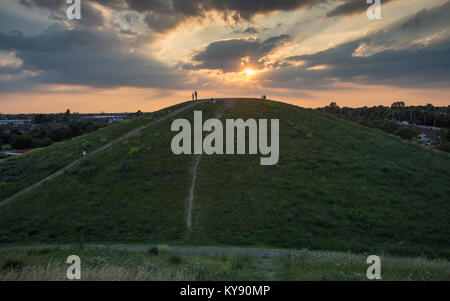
left=245, top=68, right=255, bottom=76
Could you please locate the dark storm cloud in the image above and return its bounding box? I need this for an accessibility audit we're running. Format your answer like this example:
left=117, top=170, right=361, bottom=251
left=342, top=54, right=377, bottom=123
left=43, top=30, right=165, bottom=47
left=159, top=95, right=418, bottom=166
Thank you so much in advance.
left=0, top=29, right=185, bottom=89
left=19, top=0, right=65, bottom=10
left=0, top=66, right=23, bottom=75
left=73, top=0, right=325, bottom=32
left=137, top=0, right=329, bottom=32
left=20, top=0, right=105, bottom=29
left=23, top=0, right=399, bottom=32
left=78, top=2, right=105, bottom=28
left=18, top=0, right=331, bottom=33
left=270, top=39, right=450, bottom=89
left=325, top=0, right=400, bottom=18
left=184, top=35, right=289, bottom=72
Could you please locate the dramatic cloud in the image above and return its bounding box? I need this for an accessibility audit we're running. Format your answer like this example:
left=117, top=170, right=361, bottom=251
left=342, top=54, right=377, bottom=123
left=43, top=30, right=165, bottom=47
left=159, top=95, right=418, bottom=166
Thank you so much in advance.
left=20, top=0, right=106, bottom=29
left=185, top=35, right=290, bottom=72
left=135, top=0, right=329, bottom=32
left=2, top=0, right=448, bottom=109
left=19, top=0, right=65, bottom=10
left=243, top=27, right=258, bottom=34
left=269, top=39, right=450, bottom=89
left=0, top=29, right=185, bottom=88
left=262, top=2, right=450, bottom=89
left=20, top=0, right=328, bottom=32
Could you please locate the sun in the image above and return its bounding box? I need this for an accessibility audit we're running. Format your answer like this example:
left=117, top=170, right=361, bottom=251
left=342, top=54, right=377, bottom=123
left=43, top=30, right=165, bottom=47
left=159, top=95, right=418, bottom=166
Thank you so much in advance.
left=245, top=68, right=255, bottom=76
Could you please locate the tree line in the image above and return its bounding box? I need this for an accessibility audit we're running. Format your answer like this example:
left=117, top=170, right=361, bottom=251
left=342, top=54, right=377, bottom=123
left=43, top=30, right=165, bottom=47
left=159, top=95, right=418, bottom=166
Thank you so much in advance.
left=0, top=119, right=105, bottom=150
left=316, top=102, right=450, bottom=152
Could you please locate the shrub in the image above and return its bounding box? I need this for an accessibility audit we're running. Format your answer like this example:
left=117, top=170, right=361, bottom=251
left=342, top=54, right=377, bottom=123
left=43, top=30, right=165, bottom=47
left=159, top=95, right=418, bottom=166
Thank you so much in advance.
left=147, top=247, right=159, bottom=256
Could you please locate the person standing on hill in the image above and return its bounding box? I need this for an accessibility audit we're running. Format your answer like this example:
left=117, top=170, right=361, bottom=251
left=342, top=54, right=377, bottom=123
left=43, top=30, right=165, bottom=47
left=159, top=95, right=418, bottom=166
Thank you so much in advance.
left=192, top=92, right=195, bottom=101
left=194, top=90, right=198, bottom=101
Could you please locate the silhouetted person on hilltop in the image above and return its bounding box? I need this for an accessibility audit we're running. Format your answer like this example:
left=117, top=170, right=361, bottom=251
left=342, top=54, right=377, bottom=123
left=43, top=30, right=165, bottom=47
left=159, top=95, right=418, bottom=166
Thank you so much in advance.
left=195, top=90, right=198, bottom=101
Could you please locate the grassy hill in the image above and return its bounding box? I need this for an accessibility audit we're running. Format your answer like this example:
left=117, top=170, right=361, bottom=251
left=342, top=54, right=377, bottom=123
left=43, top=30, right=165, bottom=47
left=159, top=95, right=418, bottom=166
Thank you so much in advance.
left=0, top=98, right=449, bottom=260
left=0, top=102, right=186, bottom=201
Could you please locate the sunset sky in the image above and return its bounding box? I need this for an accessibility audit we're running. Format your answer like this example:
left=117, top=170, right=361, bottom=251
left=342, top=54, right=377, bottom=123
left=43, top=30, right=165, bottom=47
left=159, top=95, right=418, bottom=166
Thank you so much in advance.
left=0, top=0, right=449, bottom=113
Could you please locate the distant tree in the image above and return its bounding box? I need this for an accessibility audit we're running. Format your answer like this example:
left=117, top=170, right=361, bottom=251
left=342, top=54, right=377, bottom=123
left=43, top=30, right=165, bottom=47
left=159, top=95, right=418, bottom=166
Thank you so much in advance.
left=0, top=128, right=12, bottom=145
left=11, top=135, right=34, bottom=149
left=439, top=128, right=450, bottom=142
left=64, top=109, right=71, bottom=121
left=391, top=101, right=406, bottom=109
left=49, top=127, right=69, bottom=142
left=34, top=114, right=53, bottom=124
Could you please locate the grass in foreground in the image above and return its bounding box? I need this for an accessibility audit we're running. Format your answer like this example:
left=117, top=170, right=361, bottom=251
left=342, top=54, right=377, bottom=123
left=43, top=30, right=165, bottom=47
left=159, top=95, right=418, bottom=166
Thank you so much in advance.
left=0, top=246, right=448, bottom=281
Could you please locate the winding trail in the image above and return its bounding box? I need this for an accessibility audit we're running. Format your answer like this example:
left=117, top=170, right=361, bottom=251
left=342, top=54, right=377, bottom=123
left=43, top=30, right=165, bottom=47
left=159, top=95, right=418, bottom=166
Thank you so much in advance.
left=0, top=100, right=207, bottom=208
left=185, top=101, right=232, bottom=233
left=186, top=155, right=201, bottom=232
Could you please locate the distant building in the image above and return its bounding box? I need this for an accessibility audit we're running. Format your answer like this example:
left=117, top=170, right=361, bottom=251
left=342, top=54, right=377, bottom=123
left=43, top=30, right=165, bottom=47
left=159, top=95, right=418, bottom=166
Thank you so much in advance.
left=83, top=116, right=124, bottom=124
left=0, top=119, right=32, bottom=127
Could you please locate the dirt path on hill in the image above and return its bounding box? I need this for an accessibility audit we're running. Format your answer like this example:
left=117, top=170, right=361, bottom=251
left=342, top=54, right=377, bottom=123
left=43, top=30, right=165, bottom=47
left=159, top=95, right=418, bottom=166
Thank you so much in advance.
left=185, top=101, right=232, bottom=233
left=0, top=100, right=207, bottom=208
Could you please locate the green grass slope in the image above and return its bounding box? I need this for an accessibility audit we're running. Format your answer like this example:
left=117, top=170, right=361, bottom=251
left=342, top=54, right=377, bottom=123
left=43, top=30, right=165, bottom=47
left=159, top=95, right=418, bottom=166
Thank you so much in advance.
left=0, top=102, right=186, bottom=201
left=0, top=99, right=449, bottom=259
